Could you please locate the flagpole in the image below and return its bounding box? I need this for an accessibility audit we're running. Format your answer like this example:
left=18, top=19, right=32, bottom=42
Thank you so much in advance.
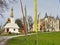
left=38, top=13, right=40, bottom=31
left=25, top=5, right=28, bottom=33
left=20, top=0, right=27, bottom=37
left=33, top=0, right=37, bottom=32
left=34, top=0, right=38, bottom=45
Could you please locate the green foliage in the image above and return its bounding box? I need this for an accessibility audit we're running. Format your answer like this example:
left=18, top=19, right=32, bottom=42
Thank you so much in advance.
left=15, top=19, right=24, bottom=29
left=7, top=32, right=60, bottom=45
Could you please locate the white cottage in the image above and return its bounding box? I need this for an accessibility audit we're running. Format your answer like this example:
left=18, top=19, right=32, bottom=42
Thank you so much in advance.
left=4, top=8, right=19, bottom=33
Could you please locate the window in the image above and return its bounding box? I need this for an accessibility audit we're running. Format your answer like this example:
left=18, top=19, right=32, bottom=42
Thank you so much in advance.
left=14, top=29, right=15, bottom=31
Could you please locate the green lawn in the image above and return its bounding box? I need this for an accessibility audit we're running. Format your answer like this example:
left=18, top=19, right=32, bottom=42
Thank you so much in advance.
left=7, top=32, right=60, bottom=45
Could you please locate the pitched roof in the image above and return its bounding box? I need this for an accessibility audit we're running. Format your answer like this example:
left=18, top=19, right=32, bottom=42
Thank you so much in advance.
left=56, top=15, right=59, bottom=20
left=4, top=23, right=19, bottom=29
left=45, top=13, right=48, bottom=18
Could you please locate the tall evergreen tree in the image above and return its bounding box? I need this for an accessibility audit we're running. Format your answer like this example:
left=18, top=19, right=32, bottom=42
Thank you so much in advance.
left=15, top=19, right=24, bottom=30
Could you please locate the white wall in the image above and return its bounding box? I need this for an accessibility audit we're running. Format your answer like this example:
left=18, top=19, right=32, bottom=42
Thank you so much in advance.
left=55, top=20, right=59, bottom=31
left=9, top=28, right=19, bottom=33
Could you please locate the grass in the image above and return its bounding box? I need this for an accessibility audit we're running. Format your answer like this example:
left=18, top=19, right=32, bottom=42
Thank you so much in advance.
left=7, top=32, right=60, bottom=45
left=0, top=33, right=18, bottom=36
left=0, top=32, right=21, bottom=36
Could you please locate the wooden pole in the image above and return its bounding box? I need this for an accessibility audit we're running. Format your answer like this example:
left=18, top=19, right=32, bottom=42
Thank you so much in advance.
left=20, top=0, right=27, bottom=37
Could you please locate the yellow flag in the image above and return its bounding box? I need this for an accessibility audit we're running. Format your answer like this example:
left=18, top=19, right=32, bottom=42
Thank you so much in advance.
left=33, top=0, right=37, bottom=32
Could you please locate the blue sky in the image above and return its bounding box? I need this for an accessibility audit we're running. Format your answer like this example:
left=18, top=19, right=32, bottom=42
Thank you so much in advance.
left=0, top=0, right=60, bottom=26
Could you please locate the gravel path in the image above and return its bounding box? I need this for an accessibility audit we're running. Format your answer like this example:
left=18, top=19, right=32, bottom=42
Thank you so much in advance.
left=0, top=33, right=35, bottom=45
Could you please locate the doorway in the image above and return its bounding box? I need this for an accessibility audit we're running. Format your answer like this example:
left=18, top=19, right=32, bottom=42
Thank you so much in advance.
left=7, top=28, right=9, bottom=32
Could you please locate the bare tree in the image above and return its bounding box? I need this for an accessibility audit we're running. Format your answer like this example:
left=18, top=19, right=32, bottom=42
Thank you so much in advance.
left=28, top=16, right=33, bottom=30
left=0, top=0, right=17, bottom=17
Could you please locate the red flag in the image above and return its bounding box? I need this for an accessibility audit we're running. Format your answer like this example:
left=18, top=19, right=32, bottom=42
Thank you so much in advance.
left=20, top=0, right=26, bottom=35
